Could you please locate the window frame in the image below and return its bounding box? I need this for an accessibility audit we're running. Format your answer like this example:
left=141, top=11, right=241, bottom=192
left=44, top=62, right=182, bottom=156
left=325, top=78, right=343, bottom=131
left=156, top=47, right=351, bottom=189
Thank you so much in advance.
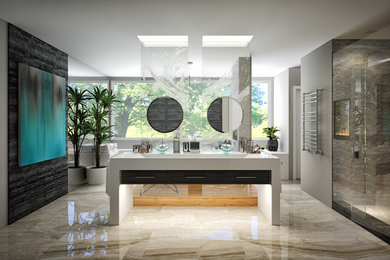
left=251, top=77, right=274, bottom=140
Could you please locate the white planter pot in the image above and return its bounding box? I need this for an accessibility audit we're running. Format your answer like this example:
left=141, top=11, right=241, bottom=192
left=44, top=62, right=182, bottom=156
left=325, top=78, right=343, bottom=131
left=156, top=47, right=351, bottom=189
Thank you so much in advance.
left=68, top=167, right=86, bottom=185
left=86, top=167, right=106, bottom=185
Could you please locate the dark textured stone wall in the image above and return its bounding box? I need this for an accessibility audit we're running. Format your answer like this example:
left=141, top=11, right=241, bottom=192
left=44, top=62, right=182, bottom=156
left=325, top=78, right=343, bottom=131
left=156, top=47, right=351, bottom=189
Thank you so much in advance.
left=8, top=24, right=68, bottom=224
left=207, top=98, right=222, bottom=132
left=147, top=97, right=183, bottom=133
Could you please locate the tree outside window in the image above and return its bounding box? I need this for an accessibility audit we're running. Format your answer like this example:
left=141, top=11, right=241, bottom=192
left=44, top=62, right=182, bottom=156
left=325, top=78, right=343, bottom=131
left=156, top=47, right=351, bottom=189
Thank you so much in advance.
left=252, top=82, right=269, bottom=138
left=112, top=81, right=231, bottom=139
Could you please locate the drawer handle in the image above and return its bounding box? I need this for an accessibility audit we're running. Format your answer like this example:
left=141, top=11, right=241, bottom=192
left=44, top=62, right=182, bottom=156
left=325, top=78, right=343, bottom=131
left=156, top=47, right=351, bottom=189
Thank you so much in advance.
left=235, top=176, right=257, bottom=179
left=185, top=176, right=206, bottom=179
left=135, top=176, right=156, bottom=179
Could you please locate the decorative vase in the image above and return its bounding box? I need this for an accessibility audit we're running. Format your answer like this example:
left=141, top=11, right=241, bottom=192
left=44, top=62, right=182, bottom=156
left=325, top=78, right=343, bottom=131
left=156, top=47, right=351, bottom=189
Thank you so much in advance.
left=68, top=167, right=86, bottom=185
left=86, top=166, right=107, bottom=185
left=267, top=139, right=279, bottom=151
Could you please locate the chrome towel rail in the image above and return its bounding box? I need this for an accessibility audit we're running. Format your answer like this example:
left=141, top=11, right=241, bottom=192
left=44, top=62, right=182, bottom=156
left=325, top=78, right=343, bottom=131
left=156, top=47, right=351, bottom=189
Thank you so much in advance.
left=302, top=89, right=323, bottom=155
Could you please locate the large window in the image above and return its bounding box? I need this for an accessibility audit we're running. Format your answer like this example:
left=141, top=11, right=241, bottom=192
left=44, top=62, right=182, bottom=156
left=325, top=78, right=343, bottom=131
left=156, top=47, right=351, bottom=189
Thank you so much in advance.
left=112, top=80, right=231, bottom=139
left=252, top=81, right=271, bottom=138
left=68, top=82, right=108, bottom=91
left=112, top=82, right=169, bottom=138
left=68, top=82, right=109, bottom=108
left=69, top=79, right=271, bottom=140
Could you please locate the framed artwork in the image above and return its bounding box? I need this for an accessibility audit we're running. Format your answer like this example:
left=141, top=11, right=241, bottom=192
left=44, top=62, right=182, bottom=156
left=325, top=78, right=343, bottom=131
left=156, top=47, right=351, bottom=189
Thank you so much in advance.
left=18, top=63, right=66, bottom=166
left=334, top=99, right=350, bottom=139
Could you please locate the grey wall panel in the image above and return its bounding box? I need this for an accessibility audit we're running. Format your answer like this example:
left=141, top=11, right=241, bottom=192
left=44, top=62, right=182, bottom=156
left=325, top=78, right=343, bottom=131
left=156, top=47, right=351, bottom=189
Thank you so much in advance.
left=300, top=41, right=333, bottom=207
left=8, top=24, right=68, bottom=224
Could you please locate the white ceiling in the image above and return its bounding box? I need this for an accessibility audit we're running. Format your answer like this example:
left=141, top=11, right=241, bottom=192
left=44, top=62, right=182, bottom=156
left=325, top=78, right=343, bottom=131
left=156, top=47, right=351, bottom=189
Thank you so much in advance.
left=1, top=0, right=390, bottom=77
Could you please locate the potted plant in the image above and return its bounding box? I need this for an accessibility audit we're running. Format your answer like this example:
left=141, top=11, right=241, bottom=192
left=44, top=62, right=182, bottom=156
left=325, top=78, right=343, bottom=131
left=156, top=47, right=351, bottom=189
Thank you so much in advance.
left=67, top=86, right=90, bottom=185
left=263, top=126, right=279, bottom=151
left=86, top=87, right=118, bottom=185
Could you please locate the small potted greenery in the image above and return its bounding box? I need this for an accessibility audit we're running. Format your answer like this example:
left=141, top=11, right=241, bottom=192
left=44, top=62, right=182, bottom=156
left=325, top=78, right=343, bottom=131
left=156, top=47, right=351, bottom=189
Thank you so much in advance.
left=86, top=87, right=118, bottom=185
left=263, top=126, right=279, bottom=151
left=67, top=86, right=90, bottom=185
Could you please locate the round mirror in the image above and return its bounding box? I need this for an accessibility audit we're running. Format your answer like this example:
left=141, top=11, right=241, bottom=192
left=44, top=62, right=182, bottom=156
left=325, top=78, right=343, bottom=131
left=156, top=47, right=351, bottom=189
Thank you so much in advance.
left=147, top=97, right=183, bottom=133
left=207, top=97, right=243, bottom=133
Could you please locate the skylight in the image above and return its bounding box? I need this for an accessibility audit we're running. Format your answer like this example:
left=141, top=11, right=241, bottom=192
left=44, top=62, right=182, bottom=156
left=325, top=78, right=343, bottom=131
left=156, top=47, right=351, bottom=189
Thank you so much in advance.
left=202, top=35, right=253, bottom=47
left=137, top=35, right=188, bottom=47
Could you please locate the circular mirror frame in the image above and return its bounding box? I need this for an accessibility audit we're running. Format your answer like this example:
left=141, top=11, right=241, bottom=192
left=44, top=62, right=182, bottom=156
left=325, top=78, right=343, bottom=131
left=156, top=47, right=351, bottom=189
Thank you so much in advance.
left=207, top=96, right=244, bottom=133
left=147, top=96, right=183, bottom=133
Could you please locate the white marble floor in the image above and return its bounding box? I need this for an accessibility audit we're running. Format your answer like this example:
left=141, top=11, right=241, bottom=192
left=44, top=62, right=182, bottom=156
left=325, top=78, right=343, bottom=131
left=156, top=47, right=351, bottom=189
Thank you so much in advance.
left=0, top=181, right=389, bottom=259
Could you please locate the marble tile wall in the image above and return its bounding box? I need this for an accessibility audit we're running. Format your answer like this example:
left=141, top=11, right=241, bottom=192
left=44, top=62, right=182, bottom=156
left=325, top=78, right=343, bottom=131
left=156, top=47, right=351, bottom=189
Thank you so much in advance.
left=332, top=39, right=390, bottom=243
left=238, top=57, right=252, bottom=140
left=8, top=24, right=68, bottom=224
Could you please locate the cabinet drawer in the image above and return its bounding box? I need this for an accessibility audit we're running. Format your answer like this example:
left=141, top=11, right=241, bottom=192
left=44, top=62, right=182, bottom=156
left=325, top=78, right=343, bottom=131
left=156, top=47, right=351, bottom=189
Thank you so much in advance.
left=121, top=170, right=170, bottom=184
left=221, top=171, right=271, bottom=184
left=172, top=170, right=219, bottom=184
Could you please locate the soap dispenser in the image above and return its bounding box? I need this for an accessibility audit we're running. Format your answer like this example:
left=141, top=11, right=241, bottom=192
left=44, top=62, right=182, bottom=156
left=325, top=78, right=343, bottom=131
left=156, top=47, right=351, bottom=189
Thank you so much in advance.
left=173, top=134, right=180, bottom=153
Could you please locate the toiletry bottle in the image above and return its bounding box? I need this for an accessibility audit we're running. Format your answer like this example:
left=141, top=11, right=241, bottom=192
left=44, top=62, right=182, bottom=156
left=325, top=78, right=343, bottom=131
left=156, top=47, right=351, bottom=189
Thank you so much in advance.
left=173, top=135, right=180, bottom=153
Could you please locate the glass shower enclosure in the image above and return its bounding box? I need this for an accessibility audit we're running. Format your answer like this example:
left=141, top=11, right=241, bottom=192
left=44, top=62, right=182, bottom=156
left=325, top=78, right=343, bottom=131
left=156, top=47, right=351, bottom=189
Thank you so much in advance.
left=332, top=39, right=390, bottom=243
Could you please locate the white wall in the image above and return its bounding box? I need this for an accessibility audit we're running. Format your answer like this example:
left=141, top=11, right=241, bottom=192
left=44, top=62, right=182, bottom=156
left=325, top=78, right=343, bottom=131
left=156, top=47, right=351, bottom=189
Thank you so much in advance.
left=274, top=67, right=301, bottom=180
left=288, top=68, right=301, bottom=179
left=274, top=70, right=289, bottom=153
left=0, top=18, right=8, bottom=227
left=300, top=41, right=333, bottom=207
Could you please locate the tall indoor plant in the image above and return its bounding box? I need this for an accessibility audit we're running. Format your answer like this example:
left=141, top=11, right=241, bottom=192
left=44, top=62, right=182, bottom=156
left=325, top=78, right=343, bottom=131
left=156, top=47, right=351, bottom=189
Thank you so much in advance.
left=263, top=126, right=280, bottom=151
left=86, top=86, right=118, bottom=185
left=67, top=86, right=90, bottom=185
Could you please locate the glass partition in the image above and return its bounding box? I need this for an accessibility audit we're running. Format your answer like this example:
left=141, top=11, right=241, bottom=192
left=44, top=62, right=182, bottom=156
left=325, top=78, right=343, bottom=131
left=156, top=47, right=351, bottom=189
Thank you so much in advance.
left=332, top=39, right=390, bottom=243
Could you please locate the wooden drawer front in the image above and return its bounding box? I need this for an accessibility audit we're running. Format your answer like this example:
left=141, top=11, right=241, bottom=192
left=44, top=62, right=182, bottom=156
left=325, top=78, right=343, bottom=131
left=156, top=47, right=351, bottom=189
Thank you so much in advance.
left=172, top=171, right=219, bottom=184
left=121, top=171, right=170, bottom=184
left=221, top=171, right=271, bottom=184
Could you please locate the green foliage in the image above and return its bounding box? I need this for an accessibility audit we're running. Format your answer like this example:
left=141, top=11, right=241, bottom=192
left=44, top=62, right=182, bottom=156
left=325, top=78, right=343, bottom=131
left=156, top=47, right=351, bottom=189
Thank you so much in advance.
left=113, top=82, right=163, bottom=138
left=181, top=81, right=230, bottom=138
left=67, top=86, right=90, bottom=168
left=70, top=81, right=269, bottom=141
left=86, top=86, right=119, bottom=168
left=252, top=83, right=269, bottom=138
left=263, top=126, right=280, bottom=140
left=113, top=81, right=231, bottom=139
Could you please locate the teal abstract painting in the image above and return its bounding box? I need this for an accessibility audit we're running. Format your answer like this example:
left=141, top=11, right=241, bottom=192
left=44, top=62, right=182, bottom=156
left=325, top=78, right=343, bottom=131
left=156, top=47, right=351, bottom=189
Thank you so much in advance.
left=18, top=63, right=66, bottom=166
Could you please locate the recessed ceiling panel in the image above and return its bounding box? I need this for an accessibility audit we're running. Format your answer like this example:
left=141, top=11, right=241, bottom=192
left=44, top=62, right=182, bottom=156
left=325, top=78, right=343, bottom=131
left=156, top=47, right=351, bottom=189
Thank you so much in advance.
left=137, top=35, right=188, bottom=47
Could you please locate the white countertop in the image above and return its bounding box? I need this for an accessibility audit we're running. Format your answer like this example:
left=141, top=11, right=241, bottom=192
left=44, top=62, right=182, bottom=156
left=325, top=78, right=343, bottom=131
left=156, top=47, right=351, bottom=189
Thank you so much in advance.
left=112, top=151, right=278, bottom=160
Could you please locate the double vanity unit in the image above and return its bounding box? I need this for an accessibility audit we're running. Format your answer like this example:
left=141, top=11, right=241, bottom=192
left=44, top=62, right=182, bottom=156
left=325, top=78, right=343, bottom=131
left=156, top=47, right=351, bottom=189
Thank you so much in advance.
left=108, top=151, right=281, bottom=226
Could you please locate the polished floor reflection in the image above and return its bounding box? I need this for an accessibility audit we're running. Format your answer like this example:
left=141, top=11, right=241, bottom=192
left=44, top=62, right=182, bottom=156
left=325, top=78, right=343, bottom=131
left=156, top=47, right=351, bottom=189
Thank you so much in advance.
left=0, top=181, right=389, bottom=259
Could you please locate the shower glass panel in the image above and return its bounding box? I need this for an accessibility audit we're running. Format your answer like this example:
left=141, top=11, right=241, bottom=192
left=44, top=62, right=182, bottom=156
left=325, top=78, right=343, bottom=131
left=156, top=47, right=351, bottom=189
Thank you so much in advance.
left=332, top=39, right=390, bottom=243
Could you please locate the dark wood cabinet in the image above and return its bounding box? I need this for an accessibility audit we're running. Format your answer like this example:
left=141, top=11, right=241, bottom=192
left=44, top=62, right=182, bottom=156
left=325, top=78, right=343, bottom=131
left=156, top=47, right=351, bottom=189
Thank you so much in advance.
left=122, top=170, right=170, bottom=184
left=220, top=170, right=271, bottom=184
left=121, top=170, right=271, bottom=184
left=172, top=170, right=219, bottom=184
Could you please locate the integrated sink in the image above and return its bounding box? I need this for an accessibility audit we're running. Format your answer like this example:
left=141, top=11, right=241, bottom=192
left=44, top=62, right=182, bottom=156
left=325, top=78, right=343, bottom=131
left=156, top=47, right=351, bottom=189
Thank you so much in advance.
left=141, top=152, right=247, bottom=159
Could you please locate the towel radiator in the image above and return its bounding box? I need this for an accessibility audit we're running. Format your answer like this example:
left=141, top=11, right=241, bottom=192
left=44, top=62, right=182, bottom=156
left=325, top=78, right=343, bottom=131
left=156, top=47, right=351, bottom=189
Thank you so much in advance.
left=302, top=89, right=323, bottom=155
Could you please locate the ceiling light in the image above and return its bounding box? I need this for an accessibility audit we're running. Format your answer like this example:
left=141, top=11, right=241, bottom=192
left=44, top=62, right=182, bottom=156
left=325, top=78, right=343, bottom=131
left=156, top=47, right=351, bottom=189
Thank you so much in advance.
left=202, top=35, right=253, bottom=47
left=137, top=35, right=188, bottom=47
